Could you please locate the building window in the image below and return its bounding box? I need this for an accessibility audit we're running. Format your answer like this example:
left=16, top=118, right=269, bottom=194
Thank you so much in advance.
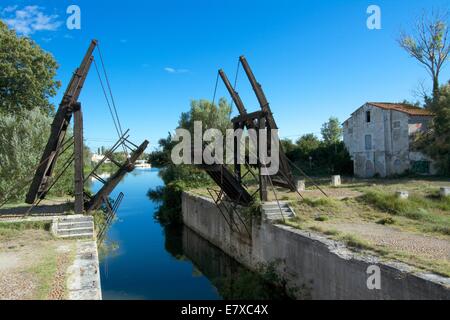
left=366, top=111, right=371, bottom=123
left=365, top=135, right=372, bottom=150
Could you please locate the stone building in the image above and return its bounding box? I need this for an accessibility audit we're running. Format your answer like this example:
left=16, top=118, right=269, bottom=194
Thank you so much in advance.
left=343, top=102, right=436, bottom=178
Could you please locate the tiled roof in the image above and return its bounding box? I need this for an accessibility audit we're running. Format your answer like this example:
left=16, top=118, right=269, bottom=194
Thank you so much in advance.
left=367, top=102, right=434, bottom=116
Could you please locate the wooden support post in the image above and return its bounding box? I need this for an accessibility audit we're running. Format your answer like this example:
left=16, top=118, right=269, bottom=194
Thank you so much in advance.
left=234, top=121, right=242, bottom=183
left=258, top=116, right=268, bottom=202
left=73, top=103, right=84, bottom=215
left=25, top=40, right=97, bottom=204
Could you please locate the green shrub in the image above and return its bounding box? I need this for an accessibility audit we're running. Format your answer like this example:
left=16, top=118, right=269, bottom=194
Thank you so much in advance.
left=376, top=217, right=396, bottom=225
left=303, top=197, right=338, bottom=208
left=0, top=221, right=50, bottom=231
left=338, top=234, right=372, bottom=250
left=360, top=190, right=450, bottom=236
left=315, top=215, right=329, bottom=222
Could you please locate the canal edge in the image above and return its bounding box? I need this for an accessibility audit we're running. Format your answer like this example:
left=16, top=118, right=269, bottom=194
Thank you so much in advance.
left=66, top=239, right=102, bottom=300
left=181, top=191, right=450, bottom=300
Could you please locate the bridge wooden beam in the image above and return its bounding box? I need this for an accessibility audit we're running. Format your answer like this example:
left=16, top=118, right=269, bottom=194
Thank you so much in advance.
left=85, top=140, right=149, bottom=212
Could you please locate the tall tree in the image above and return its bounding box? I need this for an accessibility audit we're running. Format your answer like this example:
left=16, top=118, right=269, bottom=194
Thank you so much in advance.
left=296, top=134, right=320, bottom=155
left=416, top=83, right=450, bottom=174
left=178, top=98, right=232, bottom=135
left=398, top=10, right=450, bottom=102
left=321, top=117, right=343, bottom=145
left=0, top=109, right=51, bottom=201
left=0, top=21, right=60, bottom=115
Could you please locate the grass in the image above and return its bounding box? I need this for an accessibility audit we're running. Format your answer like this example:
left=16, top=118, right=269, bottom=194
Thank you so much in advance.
left=314, top=215, right=329, bottom=222
left=0, top=221, right=51, bottom=239
left=191, top=177, right=450, bottom=276
left=360, top=190, right=450, bottom=235
left=376, top=217, right=396, bottom=225
left=28, top=241, right=76, bottom=300
left=29, top=245, right=59, bottom=299
left=286, top=220, right=450, bottom=277
left=92, top=210, right=107, bottom=236
left=337, top=234, right=373, bottom=250
left=0, top=196, right=73, bottom=210
left=302, top=197, right=340, bottom=208
left=0, top=220, right=77, bottom=299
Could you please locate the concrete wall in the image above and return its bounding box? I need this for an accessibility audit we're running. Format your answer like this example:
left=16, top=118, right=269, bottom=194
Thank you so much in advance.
left=182, top=192, right=450, bottom=300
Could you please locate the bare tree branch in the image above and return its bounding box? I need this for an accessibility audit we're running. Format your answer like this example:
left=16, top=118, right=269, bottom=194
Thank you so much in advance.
left=398, top=8, right=450, bottom=99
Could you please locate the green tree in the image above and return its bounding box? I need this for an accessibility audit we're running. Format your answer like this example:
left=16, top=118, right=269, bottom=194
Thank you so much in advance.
left=296, top=134, right=320, bottom=155
left=148, top=133, right=175, bottom=168
left=398, top=10, right=450, bottom=101
left=0, top=109, right=51, bottom=202
left=178, top=98, right=232, bottom=135
left=321, top=117, right=343, bottom=145
left=280, top=138, right=296, bottom=155
left=148, top=98, right=232, bottom=225
left=0, top=21, right=60, bottom=115
left=417, top=83, right=450, bottom=174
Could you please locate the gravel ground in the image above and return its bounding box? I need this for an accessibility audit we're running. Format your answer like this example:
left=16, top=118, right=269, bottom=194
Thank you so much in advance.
left=48, top=249, right=71, bottom=300
left=0, top=230, right=75, bottom=300
left=0, top=271, right=36, bottom=300
left=331, top=222, right=450, bottom=261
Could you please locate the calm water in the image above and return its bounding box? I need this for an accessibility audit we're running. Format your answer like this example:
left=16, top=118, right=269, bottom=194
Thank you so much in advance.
left=93, top=169, right=222, bottom=300
left=94, top=169, right=295, bottom=300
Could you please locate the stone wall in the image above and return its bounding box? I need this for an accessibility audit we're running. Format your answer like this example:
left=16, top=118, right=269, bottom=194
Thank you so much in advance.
left=182, top=192, right=450, bottom=300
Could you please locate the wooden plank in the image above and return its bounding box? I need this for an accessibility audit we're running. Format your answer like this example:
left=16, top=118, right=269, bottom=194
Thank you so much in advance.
left=219, top=69, right=248, bottom=116
left=258, top=116, right=269, bottom=202
left=231, top=111, right=265, bottom=124
left=85, top=140, right=149, bottom=212
left=73, top=103, right=84, bottom=215
left=25, top=40, right=97, bottom=204
left=239, top=55, right=297, bottom=192
left=239, top=55, right=277, bottom=129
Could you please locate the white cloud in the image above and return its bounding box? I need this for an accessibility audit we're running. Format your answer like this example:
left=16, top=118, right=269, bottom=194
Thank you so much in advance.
left=1, top=5, right=62, bottom=35
left=2, top=5, right=18, bottom=14
left=164, top=67, right=189, bottom=74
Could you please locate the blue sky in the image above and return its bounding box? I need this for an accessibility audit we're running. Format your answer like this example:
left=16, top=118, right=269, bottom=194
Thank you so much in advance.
left=1, top=0, right=449, bottom=152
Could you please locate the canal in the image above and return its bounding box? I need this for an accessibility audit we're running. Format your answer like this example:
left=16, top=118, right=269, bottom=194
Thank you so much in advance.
left=93, top=169, right=291, bottom=300
left=93, top=169, right=219, bottom=299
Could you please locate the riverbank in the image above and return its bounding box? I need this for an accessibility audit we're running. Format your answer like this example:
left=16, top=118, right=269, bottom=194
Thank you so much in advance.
left=0, top=216, right=102, bottom=300
left=189, top=177, right=450, bottom=277
left=182, top=191, right=450, bottom=300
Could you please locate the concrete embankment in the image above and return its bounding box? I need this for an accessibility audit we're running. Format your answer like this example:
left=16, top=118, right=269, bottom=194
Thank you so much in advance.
left=67, top=240, right=102, bottom=300
left=182, top=192, right=450, bottom=300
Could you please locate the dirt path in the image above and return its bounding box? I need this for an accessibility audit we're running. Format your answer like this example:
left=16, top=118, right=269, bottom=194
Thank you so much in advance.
left=0, top=229, right=75, bottom=300
left=331, top=222, right=450, bottom=261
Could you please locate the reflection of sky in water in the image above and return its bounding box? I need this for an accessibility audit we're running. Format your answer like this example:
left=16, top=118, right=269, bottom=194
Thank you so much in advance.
left=96, top=169, right=221, bottom=300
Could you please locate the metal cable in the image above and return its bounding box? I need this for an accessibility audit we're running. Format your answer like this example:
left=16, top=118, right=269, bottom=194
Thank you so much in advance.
left=93, top=59, right=122, bottom=140
left=230, top=60, right=241, bottom=110
left=212, top=72, right=219, bottom=107
left=96, top=44, right=124, bottom=137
